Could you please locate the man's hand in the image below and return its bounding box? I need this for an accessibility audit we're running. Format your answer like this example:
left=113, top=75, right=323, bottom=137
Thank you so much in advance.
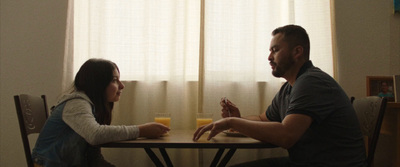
left=193, top=118, right=231, bottom=141
left=220, top=97, right=241, bottom=118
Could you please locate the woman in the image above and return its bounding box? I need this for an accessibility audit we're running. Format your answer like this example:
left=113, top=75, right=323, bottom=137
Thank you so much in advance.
left=32, top=58, right=169, bottom=167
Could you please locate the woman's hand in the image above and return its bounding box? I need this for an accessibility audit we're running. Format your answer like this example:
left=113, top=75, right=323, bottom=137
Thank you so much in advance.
left=138, top=122, right=170, bottom=138
left=219, top=97, right=241, bottom=118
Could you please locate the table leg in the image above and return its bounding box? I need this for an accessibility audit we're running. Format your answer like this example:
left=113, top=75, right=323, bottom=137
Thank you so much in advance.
left=159, top=148, right=173, bottom=167
left=144, top=148, right=164, bottom=167
left=217, top=148, right=237, bottom=167
left=210, top=149, right=225, bottom=167
left=209, top=148, right=238, bottom=167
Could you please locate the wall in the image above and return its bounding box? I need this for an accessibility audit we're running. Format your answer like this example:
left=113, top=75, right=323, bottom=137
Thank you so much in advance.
left=1, top=0, right=399, bottom=166
left=0, top=0, right=68, bottom=166
left=334, top=0, right=400, bottom=97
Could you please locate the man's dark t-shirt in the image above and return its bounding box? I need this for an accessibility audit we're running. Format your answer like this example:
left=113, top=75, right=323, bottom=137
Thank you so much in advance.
left=266, top=61, right=367, bottom=167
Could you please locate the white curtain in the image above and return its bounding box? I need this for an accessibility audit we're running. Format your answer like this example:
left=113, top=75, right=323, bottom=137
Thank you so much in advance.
left=64, top=0, right=332, bottom=166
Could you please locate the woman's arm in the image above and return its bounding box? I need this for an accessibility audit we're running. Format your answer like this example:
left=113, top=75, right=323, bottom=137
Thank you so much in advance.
left=62, top=99, right=139, bottom=145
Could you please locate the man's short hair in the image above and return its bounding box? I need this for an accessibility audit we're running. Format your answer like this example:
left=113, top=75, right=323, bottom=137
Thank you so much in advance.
left=272, top=25, right=310, bottom=59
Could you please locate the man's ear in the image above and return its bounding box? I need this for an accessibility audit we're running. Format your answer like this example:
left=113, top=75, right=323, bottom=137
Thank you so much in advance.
left=292, top=45, right=304, bottom=60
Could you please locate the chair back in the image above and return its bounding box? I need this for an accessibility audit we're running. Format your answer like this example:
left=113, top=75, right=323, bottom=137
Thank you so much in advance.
left=352, top=96, right=387, bottom=167
left=14, top=94, right=49, bottom=167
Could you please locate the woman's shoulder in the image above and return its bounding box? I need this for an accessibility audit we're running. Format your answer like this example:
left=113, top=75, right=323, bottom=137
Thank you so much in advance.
left=55, top=91, right=94, bottom=113
left=57, top=91, right=93, bottom=105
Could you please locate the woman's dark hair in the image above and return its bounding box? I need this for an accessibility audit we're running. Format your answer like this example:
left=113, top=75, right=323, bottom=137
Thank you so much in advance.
left=74, top=58, right=119, bottom=125
left=272, top=25, right=310, bottom=60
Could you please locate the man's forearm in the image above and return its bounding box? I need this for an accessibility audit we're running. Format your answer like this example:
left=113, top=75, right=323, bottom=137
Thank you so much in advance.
left=242, top=115, right=263, bottom=121
left=242, top=112, right=270, bottom=122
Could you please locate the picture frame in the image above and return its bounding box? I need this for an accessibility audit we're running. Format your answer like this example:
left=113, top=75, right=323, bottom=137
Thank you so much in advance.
left=366, top=76, right=395, bottom=101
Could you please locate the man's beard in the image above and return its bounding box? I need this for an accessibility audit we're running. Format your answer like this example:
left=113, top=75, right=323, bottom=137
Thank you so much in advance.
left=271, top=57, right=295, bottom=78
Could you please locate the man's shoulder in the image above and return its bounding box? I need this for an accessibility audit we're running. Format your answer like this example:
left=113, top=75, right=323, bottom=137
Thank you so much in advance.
left=298, top=66, right=334, bottom=83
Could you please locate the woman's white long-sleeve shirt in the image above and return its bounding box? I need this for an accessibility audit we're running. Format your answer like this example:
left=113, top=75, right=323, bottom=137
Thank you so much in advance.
left=60, top=92, right=140, bottom=145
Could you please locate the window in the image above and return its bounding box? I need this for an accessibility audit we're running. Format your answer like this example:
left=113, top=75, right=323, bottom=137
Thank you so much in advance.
left=73, top=0, right=333, bottom=82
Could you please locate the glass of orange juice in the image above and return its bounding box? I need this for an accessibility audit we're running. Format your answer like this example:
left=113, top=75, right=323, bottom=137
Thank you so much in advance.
left=154, top=113, right=171, bottom=128
left=196, top=113, right=213, bottom=129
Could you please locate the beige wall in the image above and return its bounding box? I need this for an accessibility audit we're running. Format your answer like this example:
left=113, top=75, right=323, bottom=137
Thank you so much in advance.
left=1, top=0, right=399, bottom=166
left=334, top=0, right=400, bottom=98
left=0, top=0, right=68, bottom=166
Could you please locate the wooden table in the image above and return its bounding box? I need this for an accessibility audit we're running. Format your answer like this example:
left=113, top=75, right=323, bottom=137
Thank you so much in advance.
left=100, top=129, right=277, bottom=167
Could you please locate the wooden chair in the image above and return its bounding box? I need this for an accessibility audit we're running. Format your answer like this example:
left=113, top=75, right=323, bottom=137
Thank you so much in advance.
left=352, top=96, right=387, bottom=167
left=14, top=94, right=49, bottom=167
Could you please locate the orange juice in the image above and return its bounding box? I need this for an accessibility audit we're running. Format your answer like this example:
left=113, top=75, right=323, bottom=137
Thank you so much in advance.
left=155, top=117, right=171, bottom=128
left=196, top=118, right=212, bottom=128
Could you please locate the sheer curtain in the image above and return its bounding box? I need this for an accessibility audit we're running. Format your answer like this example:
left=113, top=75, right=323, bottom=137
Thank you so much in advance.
left=65, top=0, right=332, bottom=166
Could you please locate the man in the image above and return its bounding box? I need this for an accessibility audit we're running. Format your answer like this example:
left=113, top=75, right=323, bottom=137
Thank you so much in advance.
left=378, top=81, right=394, bottom=98
left=193, top=25, right=366, bottom=167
